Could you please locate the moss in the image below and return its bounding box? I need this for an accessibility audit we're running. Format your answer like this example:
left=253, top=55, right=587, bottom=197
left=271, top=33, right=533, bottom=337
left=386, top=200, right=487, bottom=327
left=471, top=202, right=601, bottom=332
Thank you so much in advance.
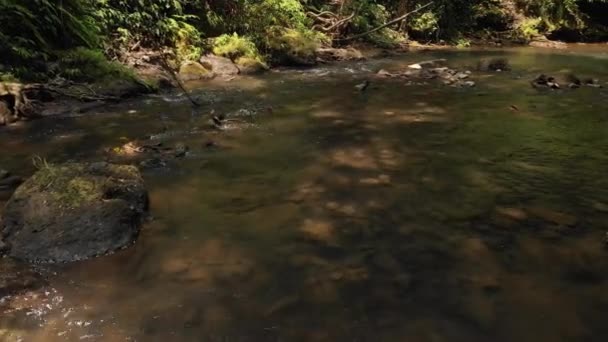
left=20, top=162, right=140, bottom=209
left=236, top=56, right=268, bottom=73
left=178, top=61, right=214, bottom=81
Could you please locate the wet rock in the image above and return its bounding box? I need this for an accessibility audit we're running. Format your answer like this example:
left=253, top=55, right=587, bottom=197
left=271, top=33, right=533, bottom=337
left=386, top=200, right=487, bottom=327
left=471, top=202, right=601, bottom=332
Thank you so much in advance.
left=315, top=47, right=365, bottom=62
left=178, top=61, right=215, bottom=82
left=199, top=54, right=240, bottom=77
left=585, top=78, right=603, bottom=88
left=532, top=74, right=560, bottom=89
left=566, top=74, right=582, bottom=89
left=236, top=57, right=269, bottom=75
left=174, top=143, right=189, bottom=158
left=1, top=162, right=148, bottom=263
left=0, top=258, right=46, bottom=298
left=486, top=58, right=510, bottom=72
left=355, top=80, right=370, bottom=92
left=376, top=69, right=393, bottom=77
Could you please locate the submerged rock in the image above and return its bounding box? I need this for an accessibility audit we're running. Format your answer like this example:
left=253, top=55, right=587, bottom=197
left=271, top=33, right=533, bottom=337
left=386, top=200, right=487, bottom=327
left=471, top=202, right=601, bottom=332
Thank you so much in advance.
left=532, top=74, right=560, bottom=89
left=487, top=58, right=511, bottom=72
left=1, top=162, right=148, bottom=263
left=199, top=54, right=240, bottom=77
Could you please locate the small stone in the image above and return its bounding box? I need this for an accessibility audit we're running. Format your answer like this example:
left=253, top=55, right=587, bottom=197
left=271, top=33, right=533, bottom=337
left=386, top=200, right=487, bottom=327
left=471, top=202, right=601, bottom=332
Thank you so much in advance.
left=0, top=169, right=9, bottom=179
left=455, top=72, right=470, bottom=80
left=174, top=143, right=189, bottom=158
left=462, top=81, right=476, bottom=87
left=377, top=69, right=392, bottom=77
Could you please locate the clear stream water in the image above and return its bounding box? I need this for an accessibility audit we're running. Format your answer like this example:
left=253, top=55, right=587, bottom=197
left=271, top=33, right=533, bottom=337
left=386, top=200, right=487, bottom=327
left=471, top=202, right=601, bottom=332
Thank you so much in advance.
left=1, top=46, right=608, bottom=342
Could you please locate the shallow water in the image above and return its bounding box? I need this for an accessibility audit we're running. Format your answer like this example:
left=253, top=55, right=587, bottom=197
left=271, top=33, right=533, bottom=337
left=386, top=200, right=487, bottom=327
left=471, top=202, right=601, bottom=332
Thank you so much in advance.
left=1, top=46, right=608, bottom=342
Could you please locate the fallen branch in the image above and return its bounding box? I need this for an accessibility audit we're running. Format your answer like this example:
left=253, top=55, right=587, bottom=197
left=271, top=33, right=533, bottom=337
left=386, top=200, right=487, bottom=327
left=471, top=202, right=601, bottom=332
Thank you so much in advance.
left=336, top=1, right=434, bottom=41
left=158, top=52, right=201, bottom=107
left=321, top=12, right=356, bottom=33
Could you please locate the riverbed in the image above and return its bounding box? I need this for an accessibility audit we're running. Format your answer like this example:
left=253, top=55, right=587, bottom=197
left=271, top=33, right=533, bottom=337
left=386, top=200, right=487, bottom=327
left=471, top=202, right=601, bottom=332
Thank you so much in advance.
left=1, top=45, right=608, bottom=341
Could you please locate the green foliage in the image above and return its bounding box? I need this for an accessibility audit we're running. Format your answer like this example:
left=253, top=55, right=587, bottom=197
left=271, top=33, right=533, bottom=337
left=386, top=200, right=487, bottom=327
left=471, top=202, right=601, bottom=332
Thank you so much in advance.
left=409, top=10, right=440, bottom=38
left=349, top=1, right=406, bottom=47
left=516, top=0, right=583, bottom=30
left=454, top=37, right=472, bottom=48
left=212, top=33, right=262, bottom=61
left=267, top=27, right=329, bottom=60
left=515, top=17, right=544, bottom=41
left=94, top=0, right=201, bottom=57
left=54, top=47, right=135, bottom=82
left=0, top=0, right=98, bottom=79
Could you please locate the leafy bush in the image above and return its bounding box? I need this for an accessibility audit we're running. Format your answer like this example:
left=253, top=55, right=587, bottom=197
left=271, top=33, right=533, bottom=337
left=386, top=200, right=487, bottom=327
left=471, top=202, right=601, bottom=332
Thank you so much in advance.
left=350, top=1, right=406, bottom=47
left=0, top=0, right=98, bottom=80
left=515, top=17, right=543, bottom=41
left=267, top=28, right=328, bottom=59
left=94, top=0, right=201, bottom=58
left=54, top=47, right=135, bottom=82
left=409, top=11, right=440, bottom=38
left=212, top=33, right=263, bottom=62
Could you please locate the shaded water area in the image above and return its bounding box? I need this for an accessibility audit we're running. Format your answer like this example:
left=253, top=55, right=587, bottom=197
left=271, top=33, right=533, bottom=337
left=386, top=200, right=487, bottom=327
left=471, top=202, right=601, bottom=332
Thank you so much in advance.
left=2, top=46, right=608, bottom=341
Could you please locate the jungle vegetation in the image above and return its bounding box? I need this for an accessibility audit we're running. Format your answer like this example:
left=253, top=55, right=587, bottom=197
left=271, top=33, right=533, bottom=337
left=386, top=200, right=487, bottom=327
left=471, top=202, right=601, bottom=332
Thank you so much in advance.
left=0, top=0, right=606, bottom=81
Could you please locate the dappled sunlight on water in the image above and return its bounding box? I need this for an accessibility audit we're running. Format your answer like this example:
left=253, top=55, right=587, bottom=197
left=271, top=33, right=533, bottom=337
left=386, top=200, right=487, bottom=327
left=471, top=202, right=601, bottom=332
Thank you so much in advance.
left=2, top=45, right=608, bottom=341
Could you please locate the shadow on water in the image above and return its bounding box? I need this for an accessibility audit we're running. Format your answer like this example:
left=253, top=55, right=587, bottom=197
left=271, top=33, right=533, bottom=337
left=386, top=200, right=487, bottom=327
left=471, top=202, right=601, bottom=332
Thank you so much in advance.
left=1, top=46, right=608, bottom=341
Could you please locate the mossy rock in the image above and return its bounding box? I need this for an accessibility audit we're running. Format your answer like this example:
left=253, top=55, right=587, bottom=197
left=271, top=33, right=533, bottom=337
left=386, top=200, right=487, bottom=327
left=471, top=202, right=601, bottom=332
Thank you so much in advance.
left=236, top=57, right=269, bottom=75
left=178, top=61, right=215, bottom=82
left=199, top=54, right=240, bottom=77
left=1, top=162, right=148, bottom=263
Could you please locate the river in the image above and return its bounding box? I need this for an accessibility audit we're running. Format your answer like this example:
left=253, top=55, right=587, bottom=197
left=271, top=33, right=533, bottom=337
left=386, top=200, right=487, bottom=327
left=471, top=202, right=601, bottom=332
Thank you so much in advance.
left=1, top=45, right=608, bottom=341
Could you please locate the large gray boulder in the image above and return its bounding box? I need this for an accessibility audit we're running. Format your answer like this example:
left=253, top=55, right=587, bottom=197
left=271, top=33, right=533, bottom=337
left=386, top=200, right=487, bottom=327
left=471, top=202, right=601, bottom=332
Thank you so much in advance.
left=1, top=162, right=148, bottom=263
